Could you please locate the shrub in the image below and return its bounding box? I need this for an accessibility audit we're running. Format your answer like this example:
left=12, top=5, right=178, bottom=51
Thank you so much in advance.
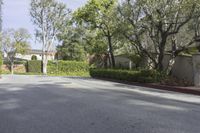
left=48, top=60, right=89, bottom=76
left=27, top=60, right=42, bottom=73
left=90, top=68, right=165, bottom=83
left=31, top=55, right=37, bottom=60
left=14, top=61, right=27, bottom=65
left=3, top=60, right=27, bottom=65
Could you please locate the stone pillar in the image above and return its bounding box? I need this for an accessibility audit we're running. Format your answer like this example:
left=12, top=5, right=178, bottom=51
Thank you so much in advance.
left=192, top=54, right=200, bottom=87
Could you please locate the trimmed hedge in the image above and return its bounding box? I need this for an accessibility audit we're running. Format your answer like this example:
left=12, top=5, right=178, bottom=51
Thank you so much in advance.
left=90, top=68, right=165, bottom=83
left=48, top=60, right=89, bottom=76
left=27, top=60, right=42, bottom=73
left=3, top=60, right=27, bottom=65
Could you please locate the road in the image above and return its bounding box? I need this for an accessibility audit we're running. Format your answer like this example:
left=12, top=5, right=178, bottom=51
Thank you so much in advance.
left=0, top=75, right=200, bottom=133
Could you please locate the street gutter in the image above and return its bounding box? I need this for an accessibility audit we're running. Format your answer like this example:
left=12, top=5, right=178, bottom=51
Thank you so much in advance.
left=93, top=78, right=200, bottom=96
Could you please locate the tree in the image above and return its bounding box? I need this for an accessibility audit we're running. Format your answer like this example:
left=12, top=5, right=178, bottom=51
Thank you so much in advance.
left=30, top=0, right=70, bottom=74
left=0, top=0, right=3, bottom=33
left=56, top=21, right=87, bottom=61
left=74, top=0, right=118, bottom=68
left=1, top=28, right=31, bottom=74
left=119, top=0, right=199, bottom=72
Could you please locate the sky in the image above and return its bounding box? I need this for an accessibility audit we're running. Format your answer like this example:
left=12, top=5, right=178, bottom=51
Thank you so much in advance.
left=2, top=0, right=88, bottom=49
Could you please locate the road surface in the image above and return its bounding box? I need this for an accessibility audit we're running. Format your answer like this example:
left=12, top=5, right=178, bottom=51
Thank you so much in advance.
left=0, top=75, right=200, bottom=133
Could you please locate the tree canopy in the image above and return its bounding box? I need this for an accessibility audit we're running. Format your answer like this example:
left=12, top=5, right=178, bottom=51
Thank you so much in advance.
left=1, top=28, right=31, bottom=74
left=30, top=0, right=70, bottom=74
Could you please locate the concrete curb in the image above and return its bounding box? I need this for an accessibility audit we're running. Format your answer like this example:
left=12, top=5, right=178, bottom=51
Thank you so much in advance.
left=94, top=78, right=200, bottom=96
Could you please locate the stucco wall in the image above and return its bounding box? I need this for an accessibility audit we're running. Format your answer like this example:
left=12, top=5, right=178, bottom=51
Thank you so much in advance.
left=171, top=56, right=193, bottom=83
left=15, top=53, right=55, bottom=61
left=192, top=54, right=200, bottom=86
left=108, top=54, right=198, bottom=85
left=114, top=54, right=194, bottom=83
left=115, top=56, right=132, bottom=69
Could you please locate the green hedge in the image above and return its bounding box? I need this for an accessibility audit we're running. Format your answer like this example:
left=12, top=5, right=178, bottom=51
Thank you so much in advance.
left=48, top=60, right=89, bottom=76
left=90, top=68, right=165, bottom=83
left=3, top=60, right=27, bottom=65
left=27, top=60, right=42, bottom=73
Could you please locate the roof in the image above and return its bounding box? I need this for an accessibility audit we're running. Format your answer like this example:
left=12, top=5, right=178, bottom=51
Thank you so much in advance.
left=29, top=49, right=56, bottom=54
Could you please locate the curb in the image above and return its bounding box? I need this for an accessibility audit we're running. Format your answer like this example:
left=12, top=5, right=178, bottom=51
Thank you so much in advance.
left=93, top=78, right=200, bottom=96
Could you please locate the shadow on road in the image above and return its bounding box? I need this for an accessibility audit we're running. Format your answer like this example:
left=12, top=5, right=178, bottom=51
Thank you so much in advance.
left=0, top=76, right=199, bottom=133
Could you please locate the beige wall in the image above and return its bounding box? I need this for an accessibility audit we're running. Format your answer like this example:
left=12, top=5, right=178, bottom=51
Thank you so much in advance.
left=114, top=54, right=195, bottom=83
left=106, top=54, right=200, bottom=86
left=171, top=56, right=193, bottom=83
left=15, top=53, right=55, bottom=61
left=192, top=54, right=200, bottom=86
left=114, top=56, right=132, bottom=69
left=161, top=54, right=194, bottom=83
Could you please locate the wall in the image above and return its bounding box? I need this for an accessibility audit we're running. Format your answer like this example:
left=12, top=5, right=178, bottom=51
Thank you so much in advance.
left=2, top=64, right=26, bottom=73
left=192, top=54, right=200, bottom=86
left=15, top=53, right=55, bottom=61
left=159, top=54, right=194, bottom=84
left=171, top=56, right=193, bottom=83
left=113, top=54, right=195, bottom=84
left=114, top=56, right=132, bottom=69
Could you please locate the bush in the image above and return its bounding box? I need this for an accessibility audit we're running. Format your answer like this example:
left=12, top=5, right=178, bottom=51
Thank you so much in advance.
left=90, top=68, right=165, bottom=83
left=27, top=60, right=42, bottom=73
left=48, top=60, right=89, bottom=76
left=31, top=55, right=37, bottom=60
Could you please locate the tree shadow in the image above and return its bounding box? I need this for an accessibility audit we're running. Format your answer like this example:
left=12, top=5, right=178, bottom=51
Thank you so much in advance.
left=0, top=78, right=199, bottom=133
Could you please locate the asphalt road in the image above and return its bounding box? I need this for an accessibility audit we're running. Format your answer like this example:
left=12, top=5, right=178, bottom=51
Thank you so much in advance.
left=0, top=75, right=200, bottom=133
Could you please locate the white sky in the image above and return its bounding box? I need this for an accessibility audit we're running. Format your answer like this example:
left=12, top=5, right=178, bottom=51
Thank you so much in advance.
left=3, top=0, right=88, bottom=49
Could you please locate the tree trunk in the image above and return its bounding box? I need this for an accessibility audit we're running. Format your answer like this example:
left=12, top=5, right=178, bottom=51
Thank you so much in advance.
left=157, top=36, right=167, bottom=71
left=166, top=57, right=175, bottom=75
left=103, top=54, right=108, bottom=68
left=11, top=62, right=14, bottom=75
left=158, top=51, right=164, bottom=71
left=107, top=35, right=115, bottom=68
left=166, top=36, right=177, bottom=75
left=43, top=55, right=48, bottom=75
left=108, top=54, right=111, bottom=68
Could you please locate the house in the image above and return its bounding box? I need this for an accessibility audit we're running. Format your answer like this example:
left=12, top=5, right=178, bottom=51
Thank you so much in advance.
left=113, top=55, right=133, bottom=69
left=106, top=54, right=148, bottom=69
left=8, top=49, right=56, bottom=61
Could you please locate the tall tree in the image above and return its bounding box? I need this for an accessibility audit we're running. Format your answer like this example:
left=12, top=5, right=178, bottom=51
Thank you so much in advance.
left=56, top=20, right=88, bottom=61
left=0, top=0, right=3, bottom=73
left=0, top=0, right=3, bottom=33
left=74, top=0, right=118, bottom=68
left=30, top=0, right=70, bottom=74
left=1, top=28, right=31, bottom=74
left=119, top=0, right=199, bottom=71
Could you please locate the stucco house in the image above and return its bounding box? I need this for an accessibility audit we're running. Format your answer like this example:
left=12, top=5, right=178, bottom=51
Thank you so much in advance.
left=4, top=49, right=56, bottom=61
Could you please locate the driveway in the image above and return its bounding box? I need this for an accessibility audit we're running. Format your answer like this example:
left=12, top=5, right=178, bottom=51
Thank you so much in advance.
left=0, top=75, right=200, bottom=133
